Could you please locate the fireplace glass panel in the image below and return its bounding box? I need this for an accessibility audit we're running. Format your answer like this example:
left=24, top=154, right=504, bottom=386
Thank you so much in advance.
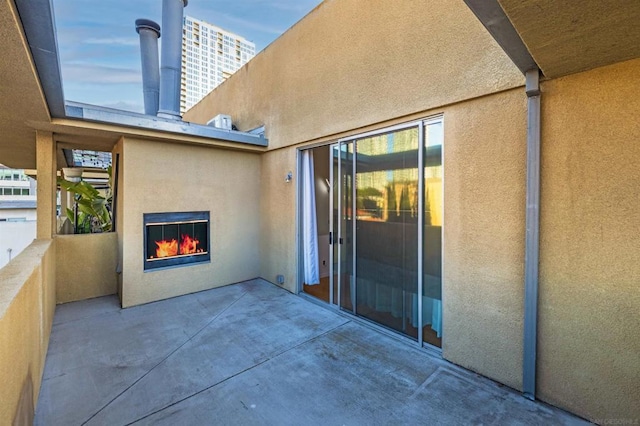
left=143, top=211, right=210, bottom=270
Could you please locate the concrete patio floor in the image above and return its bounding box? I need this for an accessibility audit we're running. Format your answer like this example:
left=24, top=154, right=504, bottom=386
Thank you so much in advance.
left=35, top=279, right=586, bottom=425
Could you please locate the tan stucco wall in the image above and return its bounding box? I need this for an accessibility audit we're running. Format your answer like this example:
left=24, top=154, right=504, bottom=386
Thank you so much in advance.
left=113, top=138, right=124, bottom=304
left=259, top=148, right=298, bottom=291
left=36, top=131, right=56, bottom=239
left=119, top=138, right=261, bottom=307
left=184, top=0, right=523, bottom=147
left=55, top=233, right=118, bottom=304
left=537, top=58, right=640, bottom=421
left=255, top=88, right=529, bottom=391
left=443, top=89, right=527, bottom=390
left=0, top=239, right=56, bottom=424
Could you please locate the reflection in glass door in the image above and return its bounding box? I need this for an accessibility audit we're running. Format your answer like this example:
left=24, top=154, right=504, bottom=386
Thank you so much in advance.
left=354, top=127, right=420, bottom=339
left=327, top=118, right=443, bottom=347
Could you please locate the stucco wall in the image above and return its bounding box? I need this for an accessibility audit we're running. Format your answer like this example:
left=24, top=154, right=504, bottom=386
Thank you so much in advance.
left=184, top=0, right=523, bottom=147
left=113, top=138, right=124, bottom=304
left=119, top=138, right=261, bottom=307
left=537, top=58, right=640, bottom=421
left=443, top=89, right=527, bottom=390
left=0, top=239, right=56, bottom=424
left=255, top=88, right=528, bottom=391
left=259, top=148, right=298, bottom=291
left=55, top=233, right=118, bottom=304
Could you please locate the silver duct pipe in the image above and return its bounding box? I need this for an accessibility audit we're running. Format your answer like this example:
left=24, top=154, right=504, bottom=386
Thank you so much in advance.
left=135, top=19, right=161, bottom=116
left=158, top=0, right=188, bottom=119
left=523, top=68, right=541, bottom=400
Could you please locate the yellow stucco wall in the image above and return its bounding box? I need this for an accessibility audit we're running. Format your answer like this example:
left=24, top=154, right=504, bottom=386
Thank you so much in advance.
left=184, top=0, right=523, bottom=147
left=253, top=87, right=528, bottom=391
left=443, top=88, right=527, bottom=390
left=55, top=233, right=118, bottom=304
left=538, top=58, right=640, bottom=421
left=181, top=0, right=637, bottom=420
left=112, top=138, right=124, bottom=304
left=119, top=138, right=262, bottom=307
left=0, top=239, right=56, bottom=424
left=259, top=148, right=298, bottom=291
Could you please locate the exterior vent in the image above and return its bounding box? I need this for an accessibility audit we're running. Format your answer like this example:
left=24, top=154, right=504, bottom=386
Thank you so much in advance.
left=207, top=114, right=233, bottom=130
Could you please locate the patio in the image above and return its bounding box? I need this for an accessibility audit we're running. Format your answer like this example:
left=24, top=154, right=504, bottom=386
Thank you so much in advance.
left=35, top=279, right=585, bottom=425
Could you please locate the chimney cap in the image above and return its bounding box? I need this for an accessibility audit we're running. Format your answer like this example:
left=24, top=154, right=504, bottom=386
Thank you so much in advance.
left=135, top=19, right=161, bottom=36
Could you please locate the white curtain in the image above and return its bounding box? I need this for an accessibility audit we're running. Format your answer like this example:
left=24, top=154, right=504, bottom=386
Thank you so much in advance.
left=302, top=150, right=320, bottom=285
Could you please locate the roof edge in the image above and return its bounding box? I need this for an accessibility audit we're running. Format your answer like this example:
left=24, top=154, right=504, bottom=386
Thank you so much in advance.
left=13, top=0, right=66, bottom=118
left=65, top=101, right=268, bottom=147
left=463, top=0, right=539, bottom=75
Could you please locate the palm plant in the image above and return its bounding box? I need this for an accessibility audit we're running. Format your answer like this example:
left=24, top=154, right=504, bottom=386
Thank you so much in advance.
left=58, top=166, right=112, bottom=234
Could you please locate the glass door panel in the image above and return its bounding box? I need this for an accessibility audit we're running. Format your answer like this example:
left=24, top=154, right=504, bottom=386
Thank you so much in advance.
left=338, top=141, right=355, bottom=313
left=354, top=127, right=420, bottom=339
left=330, top=144, right=339, bottom=305
left=422, top=120, right=443, bottom=347
left=327, top=121, right=442, bottom=346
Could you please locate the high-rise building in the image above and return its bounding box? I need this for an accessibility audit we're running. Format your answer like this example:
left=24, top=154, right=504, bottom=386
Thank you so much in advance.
left=181, top=16, right=256, bottom=115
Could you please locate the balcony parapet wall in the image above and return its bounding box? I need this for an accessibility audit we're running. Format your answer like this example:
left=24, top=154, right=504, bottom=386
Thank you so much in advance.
left=0, top=239, right=56, bottom=424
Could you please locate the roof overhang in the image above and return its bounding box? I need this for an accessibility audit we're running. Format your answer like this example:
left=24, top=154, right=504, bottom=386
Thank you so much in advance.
left=0, top=0, right=52, bottom=169
left=64, top=102, right=267, bottom=147
left=465, top=0, right=640, bottom=78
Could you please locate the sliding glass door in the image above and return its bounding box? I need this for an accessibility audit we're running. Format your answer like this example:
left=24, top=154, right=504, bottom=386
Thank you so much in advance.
left=328, top=118, right=443, bottom=347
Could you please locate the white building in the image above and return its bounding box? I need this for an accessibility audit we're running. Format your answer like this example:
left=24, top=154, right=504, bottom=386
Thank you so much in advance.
left=181, top=16, right=256, bottom=115
left=0, top=167, right=37, bottom=268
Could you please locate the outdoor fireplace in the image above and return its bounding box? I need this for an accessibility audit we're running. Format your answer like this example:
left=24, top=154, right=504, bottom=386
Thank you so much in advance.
left=143, top=211, right=210, bottom=271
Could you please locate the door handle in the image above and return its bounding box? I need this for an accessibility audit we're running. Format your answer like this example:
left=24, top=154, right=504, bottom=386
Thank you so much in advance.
left=329, top=232, right=332, bottom=245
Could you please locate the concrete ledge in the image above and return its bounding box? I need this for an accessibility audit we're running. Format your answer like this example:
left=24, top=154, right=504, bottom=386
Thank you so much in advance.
left=0, top=239, right=56, bottom=424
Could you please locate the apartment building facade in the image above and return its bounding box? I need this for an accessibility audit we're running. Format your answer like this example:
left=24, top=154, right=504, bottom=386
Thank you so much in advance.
left=181, top=16, right=256, bottom=114
left=0, top=167, right=36, bottom=268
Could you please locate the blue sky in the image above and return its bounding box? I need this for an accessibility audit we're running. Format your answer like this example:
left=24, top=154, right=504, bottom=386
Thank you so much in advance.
left=53, top=0, right=320, bottom=112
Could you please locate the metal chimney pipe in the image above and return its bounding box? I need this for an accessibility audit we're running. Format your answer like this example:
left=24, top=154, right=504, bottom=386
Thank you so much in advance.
left=158, top=0, right=188, bottom=120
left=135, top=19, right=161, bottom=116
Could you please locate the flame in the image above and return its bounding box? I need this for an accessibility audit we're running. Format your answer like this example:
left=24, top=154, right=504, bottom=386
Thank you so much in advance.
left=155, top=239, right=178, bottom=258
left=180, top=234, right=200, bottom=254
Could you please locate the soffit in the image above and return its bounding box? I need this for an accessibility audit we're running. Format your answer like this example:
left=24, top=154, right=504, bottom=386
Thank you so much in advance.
left=0, top=0, right=50, bottom=169
left=498, top=0, right=640, bottom=78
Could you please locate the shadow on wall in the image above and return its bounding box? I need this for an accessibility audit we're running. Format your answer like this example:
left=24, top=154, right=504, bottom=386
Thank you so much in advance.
left=13, top=371, right=34, bottom=425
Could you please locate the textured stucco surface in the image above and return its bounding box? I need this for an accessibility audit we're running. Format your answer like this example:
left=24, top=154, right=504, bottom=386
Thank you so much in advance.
left=537, top=58, right=640, bottom=422
left=119, top=138, right=262, bottom=307
left=499, top=0, right=640, bottom=78
left=0, top=0, right=50, bottom=169
left=56, top=233, right=118, bottom=304
left=254, top=88, right=529, bottom=392
left=36, top=131, right=57, bottom=240
left=443, top=89, right=527, bottom=391
left=184, top=0, right=523, bottom=147
left=0, top=240, right=55, bottom=424
left=112, top=138, right=124, bottom=304
left=259, top=148, right=298, bottom=292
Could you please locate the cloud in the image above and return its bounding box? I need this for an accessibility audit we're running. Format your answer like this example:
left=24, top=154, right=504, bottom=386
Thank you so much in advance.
left=62, top=63, right=141, bottom=84
left=217, top=13, right=285, bottom=35
left=85, top=37, right=139, bottom=46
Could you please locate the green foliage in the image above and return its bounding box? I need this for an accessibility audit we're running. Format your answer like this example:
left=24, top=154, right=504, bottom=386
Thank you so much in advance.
left=58, top=166, right=112, bottom=234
